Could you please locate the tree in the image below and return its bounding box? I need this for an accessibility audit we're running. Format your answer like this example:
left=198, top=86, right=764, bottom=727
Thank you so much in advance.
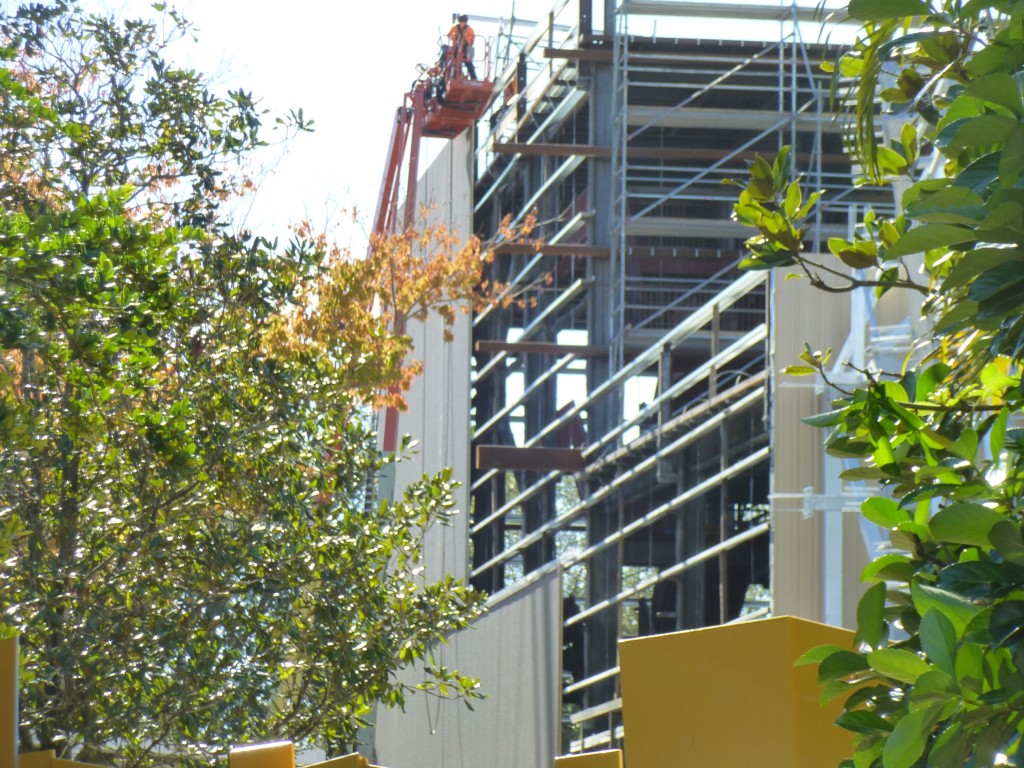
left=0, top=2, right=492, bottom=763
left=732, top=1, right=1024, bottom=765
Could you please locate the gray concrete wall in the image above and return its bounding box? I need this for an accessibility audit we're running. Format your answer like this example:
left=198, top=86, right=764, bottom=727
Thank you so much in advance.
left=373, top=569, right=562, bottom=768
left=388, top=134, right=474, bottom=584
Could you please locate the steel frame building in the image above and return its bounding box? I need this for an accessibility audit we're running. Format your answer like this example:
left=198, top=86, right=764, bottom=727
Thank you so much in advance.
left=374, top=1, right=897, bottom=762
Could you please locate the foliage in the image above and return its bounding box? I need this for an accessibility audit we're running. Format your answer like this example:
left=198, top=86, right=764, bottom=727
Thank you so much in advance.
left=731, top=1, right=1024, bottom=766
left=0, top=2, right=492, bottom=764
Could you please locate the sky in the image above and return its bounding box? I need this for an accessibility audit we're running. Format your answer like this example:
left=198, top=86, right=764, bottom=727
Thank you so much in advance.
left=6, top=0, right=851, bottom=249
left=81, top=0, right=561, bottom=249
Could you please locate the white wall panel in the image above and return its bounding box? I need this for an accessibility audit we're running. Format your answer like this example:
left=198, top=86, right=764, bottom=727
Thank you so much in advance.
left=374, top=568, right=562, bottom=768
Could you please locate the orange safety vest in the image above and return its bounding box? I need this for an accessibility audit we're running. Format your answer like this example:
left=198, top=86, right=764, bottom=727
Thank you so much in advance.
left=448, top=22, right=475, bottom=47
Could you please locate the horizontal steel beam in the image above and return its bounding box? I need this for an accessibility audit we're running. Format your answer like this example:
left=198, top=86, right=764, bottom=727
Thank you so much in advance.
left=474, top=340, right=608, bottom=357
left=474, top=446, right=586, bottom=472
left=621, top=1, right=852, bottom=24
left=491, top=242, right=609, bottom=257
left=564, top=521, right=771, bottom=626
left=493, top=142, right=851, bottom=165
left=543, top=47, right=613, bottom=62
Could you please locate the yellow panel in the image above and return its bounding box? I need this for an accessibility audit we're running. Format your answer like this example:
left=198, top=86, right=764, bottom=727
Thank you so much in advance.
left=1, top=636, right=17, bottom=768
left=54, top=759, right=108, bottom=768
left=19, top=753, right=55, bottom=768
left=619, top=616, right=855, bottom=768
left=230, top=742, right=295, bottom=768
left=302, top=756, right=367, bottom=768
left=554, top=749, right=623, bottom=768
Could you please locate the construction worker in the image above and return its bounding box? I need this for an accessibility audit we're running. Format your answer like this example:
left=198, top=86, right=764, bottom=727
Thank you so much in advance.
left=447, top=14, right=477, bottom=80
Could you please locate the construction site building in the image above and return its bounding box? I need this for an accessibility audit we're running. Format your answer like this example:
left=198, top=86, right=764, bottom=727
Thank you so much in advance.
left=371, top=1, right=906, bottom=765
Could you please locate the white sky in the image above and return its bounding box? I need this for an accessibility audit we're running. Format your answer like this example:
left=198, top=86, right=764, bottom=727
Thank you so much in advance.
left=9, top=0, right=851, bottom=249
left=96, top=0, right=559, bottom=249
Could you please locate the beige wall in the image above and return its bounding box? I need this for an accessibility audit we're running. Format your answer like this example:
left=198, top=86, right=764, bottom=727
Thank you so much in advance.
left=374, top=568, right=562, bottom=768
left=387, top=134, right=475, bottom=584
left=770, top=268, right=867, bottom=627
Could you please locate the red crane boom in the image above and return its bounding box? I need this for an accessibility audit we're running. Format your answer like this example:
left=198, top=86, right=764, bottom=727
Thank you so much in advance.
left=373, top=34, right=494, bottom=455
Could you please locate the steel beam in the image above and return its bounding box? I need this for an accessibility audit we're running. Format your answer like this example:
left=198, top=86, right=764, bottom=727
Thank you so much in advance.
left=475, top=445, right=586, bottom=471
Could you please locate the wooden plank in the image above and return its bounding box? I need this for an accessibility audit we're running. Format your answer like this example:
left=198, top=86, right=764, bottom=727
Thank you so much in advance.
left=474, top=340, right=608, bottom=357
left=475, top=445, right=586, bottom=472
left=492, top=243, right=609, bottom=258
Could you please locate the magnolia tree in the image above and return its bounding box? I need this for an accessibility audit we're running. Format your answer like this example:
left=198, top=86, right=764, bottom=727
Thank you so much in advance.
left=0, top=2, right=504, bottom=764
left=732, top=0, right=1024, bottom=766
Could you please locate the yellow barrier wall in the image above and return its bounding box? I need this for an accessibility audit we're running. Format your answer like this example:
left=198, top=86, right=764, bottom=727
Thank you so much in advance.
left=555, top=749, right=623, bottom=768
left=619, top=615, right=855, bottom=768
left=17, top=752, right=55, bottom=768
left=2, top=636, right=17, bottom=768
left=230, top=742, right=296, bottom=768
left=306, top=755, right=370, bottom=768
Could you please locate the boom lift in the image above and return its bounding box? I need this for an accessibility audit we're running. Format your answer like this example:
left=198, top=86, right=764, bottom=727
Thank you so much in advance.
left=372, top=24, right=494, bottom=458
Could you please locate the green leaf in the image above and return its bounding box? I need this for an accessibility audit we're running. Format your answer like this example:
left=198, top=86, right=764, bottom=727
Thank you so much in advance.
left=783, top=180, right=802, bottom=218
left=989, top=520, right=1024, bottom=564
left=909, top=668, right=957, bottom=711
left=929, top=722, right=970, bottom=768
left=937, top=560, right=1024, bottom=600
left=842, top=466, right=896, bottom=481
left=803, top=408, right=846, bottom=427
left=773, top=146, right=793, bottom=189
left=862, top=497, right=910, bottom=528
left=990, top=407, right=1009, bottom=458
left=964, top=72, right=1024, bottom=118
left=946, top=428, right=979, bottom=462
left=943, top=248, right=1024, bottom=291
left=953, top=151, right=1001, bottom=195
left=987, top=600, right=1024, bottom=647
left=795, top=643, right=856, bottom=667
left=838, top=247, right=880, bottom=269
left=919, top=608, right=957, bottom=675
left=934, top=299, right=979, bottom=335
left=954, top=642, right=983, bottom=694
left=930, top=503, right=1006, bottom=547
left=784, top=365, right=818, bottom=376
left=999, top=124, right=1024, bottom=188
left=857, top=582, right=888, bottom=649
left=942, top=113, right=1020, bottom=152
left=862, top=553, right=916, bottom=583
left=914, top=363, right=951, bottom=400
left=819, top=649, right=871, bottom=682
left=836, top=709, right=894, bottom=735
left=848, top=0, right=931, bottom=21
left=903, top=185, right=988, bottom=225
left=868, top=648, right=931, bottom=684
left=884, top=223, right=975, bottom=259
left=912, top=582, right=980, bottom=637
left=882, top=704, right=943, bottom=768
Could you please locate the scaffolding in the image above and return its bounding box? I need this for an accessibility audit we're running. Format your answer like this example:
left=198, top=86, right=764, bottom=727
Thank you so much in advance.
left=456, top=0, right=888, bottom=754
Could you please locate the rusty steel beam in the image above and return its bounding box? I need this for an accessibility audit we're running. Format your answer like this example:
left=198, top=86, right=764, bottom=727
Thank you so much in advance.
left=543, top=47, right=613, bottom=62
left=475, top=446, right=586, bottom=472
left=492, top=243, right=609, bottom=257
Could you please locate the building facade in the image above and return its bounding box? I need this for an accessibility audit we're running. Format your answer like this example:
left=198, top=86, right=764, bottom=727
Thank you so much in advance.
left=373, top=1, right=903, bottom=764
